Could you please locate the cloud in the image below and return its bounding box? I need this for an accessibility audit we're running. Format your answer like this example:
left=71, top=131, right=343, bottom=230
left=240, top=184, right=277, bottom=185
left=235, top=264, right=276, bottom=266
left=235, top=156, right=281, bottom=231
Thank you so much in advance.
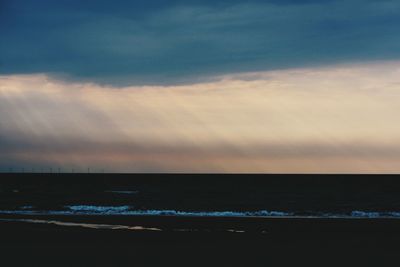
left=1, top=61, right=400, bottom=172
left=1, top=0, right=400, bottom=85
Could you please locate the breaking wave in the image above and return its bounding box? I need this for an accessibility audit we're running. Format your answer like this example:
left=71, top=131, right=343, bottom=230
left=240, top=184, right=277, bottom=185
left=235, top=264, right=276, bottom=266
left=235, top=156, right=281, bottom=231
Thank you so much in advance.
left=64, top=206, right=291, bottom=217
left=0, top=206, right=292, bottom=217
left=1, top=206, right=400, bottom=218
left=68, top=205, right=131, bottom=214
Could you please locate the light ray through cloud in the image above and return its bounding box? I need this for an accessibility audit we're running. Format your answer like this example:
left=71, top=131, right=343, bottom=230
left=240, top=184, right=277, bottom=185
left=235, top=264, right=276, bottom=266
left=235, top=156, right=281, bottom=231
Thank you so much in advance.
left=1, top=61, right=400, bottom=173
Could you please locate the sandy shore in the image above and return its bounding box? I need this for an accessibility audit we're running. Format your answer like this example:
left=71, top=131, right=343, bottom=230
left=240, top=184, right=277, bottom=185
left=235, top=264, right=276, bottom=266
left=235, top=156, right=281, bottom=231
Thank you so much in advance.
left=1, top=215, right=400, bottom=266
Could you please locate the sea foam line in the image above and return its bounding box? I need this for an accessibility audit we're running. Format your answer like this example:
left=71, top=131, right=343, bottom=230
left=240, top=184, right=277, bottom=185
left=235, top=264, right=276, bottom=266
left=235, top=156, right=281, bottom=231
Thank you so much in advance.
left=66, top=206, right=292, bottom=217
left=1, top=206, right=400, bottom=218
left=0, top=206, right=292, bottom=217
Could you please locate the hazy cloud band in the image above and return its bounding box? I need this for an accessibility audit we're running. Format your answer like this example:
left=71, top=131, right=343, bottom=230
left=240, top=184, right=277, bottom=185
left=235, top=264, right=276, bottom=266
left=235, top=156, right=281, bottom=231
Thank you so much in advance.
left=1, top=61, right=400, bottom=172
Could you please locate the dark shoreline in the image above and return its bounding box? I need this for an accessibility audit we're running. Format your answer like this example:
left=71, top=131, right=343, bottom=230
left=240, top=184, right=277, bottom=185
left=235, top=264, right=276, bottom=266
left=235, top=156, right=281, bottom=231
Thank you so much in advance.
left=1, top=216, right=400, bottom=266
left=2, top=213, right=400, bottom=233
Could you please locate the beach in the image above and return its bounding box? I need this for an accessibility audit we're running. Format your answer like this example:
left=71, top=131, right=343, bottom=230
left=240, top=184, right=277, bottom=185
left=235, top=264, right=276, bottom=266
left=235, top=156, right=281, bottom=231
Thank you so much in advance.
left=1, top=215, right=400, bottom=266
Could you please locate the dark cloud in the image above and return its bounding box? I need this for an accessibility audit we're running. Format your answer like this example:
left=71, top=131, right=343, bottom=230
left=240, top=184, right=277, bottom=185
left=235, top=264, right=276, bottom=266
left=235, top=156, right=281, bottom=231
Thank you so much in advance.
left=1, top=0, right=400, bottom=85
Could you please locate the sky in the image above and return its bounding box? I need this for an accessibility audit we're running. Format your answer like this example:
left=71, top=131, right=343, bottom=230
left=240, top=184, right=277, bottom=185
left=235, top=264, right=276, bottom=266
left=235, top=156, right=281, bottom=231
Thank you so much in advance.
left=1, top=0, right=400, bottom=173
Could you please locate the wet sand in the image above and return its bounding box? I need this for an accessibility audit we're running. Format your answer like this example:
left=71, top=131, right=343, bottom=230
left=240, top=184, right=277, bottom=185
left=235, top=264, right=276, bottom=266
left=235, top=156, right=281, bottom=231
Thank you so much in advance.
left=1, top=215, right=400, bottom=266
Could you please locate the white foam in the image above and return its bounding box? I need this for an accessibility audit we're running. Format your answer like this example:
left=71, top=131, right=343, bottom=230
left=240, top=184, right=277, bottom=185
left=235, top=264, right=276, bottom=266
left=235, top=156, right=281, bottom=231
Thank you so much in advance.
left=1, top=206, right=400, bottom=218
left=68, top=205, right=130, bottom=214
left=65, top=206, right=293, bottom=217
left=0, top=206, right=292, bottom=217
left=350, top=211, right=381, bottom=218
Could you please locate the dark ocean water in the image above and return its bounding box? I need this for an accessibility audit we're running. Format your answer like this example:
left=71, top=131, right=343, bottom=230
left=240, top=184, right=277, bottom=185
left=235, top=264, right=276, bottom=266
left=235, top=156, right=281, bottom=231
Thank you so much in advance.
left=1, top=173, right=400, bottom=219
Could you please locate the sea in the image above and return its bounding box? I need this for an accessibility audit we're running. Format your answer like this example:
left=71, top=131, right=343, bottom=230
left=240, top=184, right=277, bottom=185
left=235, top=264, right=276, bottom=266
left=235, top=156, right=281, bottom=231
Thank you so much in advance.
left=1, top=173, right=400, bottom=232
